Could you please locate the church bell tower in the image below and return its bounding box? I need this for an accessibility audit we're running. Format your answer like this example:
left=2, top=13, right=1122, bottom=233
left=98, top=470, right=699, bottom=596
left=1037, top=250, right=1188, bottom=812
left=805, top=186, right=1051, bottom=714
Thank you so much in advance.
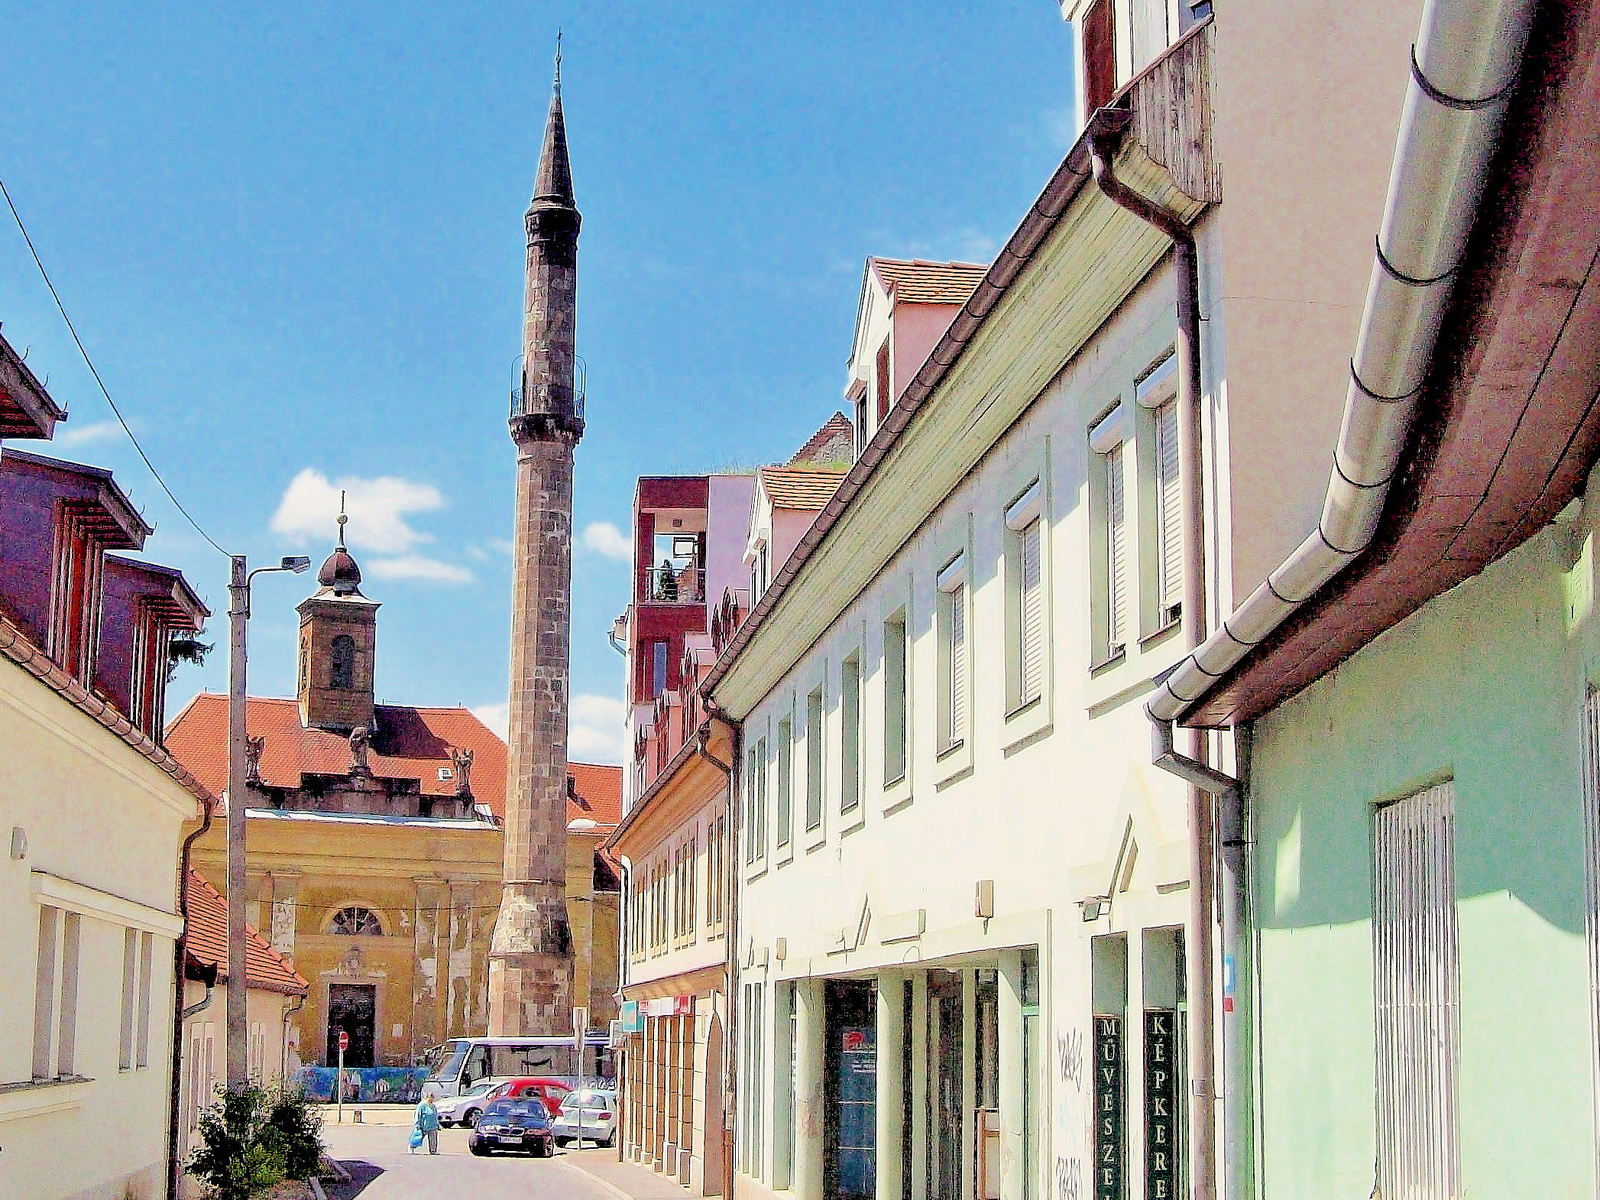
left=296, top=508, right=379, bottom=733
left=488, top=51, right=584, bottom=1037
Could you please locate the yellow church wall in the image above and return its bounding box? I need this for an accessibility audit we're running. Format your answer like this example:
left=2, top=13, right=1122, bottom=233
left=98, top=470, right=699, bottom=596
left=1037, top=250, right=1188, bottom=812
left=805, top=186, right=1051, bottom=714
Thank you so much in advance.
left=192, top=811, right=621, bottom=1063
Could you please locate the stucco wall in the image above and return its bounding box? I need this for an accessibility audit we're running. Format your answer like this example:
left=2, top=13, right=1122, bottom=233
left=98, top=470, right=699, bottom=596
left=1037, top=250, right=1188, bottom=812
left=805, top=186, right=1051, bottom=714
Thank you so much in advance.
left=732, top=265, right=1198, bottom=1195
left=0, top=656, right=196, bottom=1200
left=1208, top=0, right=1428, bottom=603
left=1250, top=508, right=1600, bottom=1199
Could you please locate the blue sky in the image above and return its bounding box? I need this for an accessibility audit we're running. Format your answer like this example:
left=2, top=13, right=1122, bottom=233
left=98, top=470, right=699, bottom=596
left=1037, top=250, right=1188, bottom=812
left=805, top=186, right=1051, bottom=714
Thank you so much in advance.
left=0, top=3, right=1077, bottom=762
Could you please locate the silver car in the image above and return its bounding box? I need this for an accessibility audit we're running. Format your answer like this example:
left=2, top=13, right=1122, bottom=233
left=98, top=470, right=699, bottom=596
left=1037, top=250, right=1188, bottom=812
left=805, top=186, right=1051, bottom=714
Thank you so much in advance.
left=552, top=1088, right=618, bottom=1147
left=435, top=1081, right=497, bottom=1128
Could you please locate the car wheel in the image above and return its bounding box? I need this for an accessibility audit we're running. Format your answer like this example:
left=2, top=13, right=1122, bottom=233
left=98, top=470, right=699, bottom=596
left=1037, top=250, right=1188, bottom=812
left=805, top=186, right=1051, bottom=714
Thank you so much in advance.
left=470, top=1145, right=489, bottom=1157
left=541, top=1141, right=555, bottom=1158
left=463, top=1109, right=480, bottom=1128
left=602, top=1129, right=616, bottom=1148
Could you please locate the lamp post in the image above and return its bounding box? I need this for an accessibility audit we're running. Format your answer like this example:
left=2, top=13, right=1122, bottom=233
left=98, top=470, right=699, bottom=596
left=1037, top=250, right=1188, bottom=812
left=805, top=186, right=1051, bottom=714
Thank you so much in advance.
left=226, top=553, right=311, bottom=1090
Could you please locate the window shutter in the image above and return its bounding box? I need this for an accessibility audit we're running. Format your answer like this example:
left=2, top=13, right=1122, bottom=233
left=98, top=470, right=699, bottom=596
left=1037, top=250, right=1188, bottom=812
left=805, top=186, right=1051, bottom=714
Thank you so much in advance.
left=1106, top=445, right=1128, bottom=650
left=950, top=583, right=967, bottom=741
left=1373, top=781, right=1461, bottom=1200
left=1582, top=687, right=1600, bottom=1183
left=1155, top=401, right=1183, bottom=616
left=1019, top=520, right=1044, bottom=704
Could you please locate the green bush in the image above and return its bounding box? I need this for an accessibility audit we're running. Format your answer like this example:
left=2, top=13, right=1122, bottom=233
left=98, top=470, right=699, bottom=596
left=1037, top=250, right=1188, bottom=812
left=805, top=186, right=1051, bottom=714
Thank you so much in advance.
left=186, top=1083, right=324, bottom=1199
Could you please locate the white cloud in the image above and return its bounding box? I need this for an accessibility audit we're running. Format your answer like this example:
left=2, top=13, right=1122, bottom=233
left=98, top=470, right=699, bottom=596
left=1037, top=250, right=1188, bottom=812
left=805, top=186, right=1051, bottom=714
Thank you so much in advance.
left=53, top=418, right=125, bottom=448
left=271, top=468, right=446, bottom=554
left=366, top=554, right=473, bottom=584
left=569, top=693, right=627, bottom=764
left=469, top=692, right=626, bottom=764
left=581, top=521, right=633, bottom=561
left=471, top=701, right=510, bottom=739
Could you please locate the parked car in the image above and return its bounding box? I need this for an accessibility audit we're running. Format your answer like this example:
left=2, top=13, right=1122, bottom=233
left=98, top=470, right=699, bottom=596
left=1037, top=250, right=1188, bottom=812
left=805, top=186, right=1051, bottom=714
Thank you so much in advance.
left=552, top=1088, right=618, bottom=1147
left=436, top=1080, right=497, bottom=1128
left=468, top=1098, right=555, bottom=1157
left=487, top=1076, right=572, bottom=1112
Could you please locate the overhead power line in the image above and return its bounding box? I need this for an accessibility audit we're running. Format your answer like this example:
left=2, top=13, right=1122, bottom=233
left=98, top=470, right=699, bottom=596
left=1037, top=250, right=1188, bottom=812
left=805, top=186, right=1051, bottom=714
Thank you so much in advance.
left=0, top=175, right=230, bottom=558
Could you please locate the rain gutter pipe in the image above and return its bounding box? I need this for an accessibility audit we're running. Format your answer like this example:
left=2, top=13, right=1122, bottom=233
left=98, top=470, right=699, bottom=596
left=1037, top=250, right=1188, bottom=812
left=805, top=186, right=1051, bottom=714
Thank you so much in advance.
left=1146, top=0, right=1538, bottom=729
left=168, top=794, right=217, bottom=1200
left=1089, top=116, right=1221, bottom=1200
left=695, top=711, right=739, bottom=1198
left=1143, top=2, right=1536, bottom=1196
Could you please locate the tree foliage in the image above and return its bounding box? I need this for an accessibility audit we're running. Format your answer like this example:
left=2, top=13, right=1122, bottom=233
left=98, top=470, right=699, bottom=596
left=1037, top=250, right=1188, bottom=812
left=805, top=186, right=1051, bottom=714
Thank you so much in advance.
left=186, top=1083, right=323, bottom=1199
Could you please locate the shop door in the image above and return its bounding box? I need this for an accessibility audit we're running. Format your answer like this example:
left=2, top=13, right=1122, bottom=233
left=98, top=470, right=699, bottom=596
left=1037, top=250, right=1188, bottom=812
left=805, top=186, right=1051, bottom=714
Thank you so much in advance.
left=825, top=980, right=877, bottom=1200
left=928, top=972, right=965, bottom=1200
left=327, top=983, right=376, bottom=1067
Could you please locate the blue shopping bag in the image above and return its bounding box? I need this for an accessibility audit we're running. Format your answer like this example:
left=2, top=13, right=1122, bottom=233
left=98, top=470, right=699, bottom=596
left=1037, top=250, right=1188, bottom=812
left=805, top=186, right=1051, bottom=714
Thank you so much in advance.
left=409, top=1128, right=424, bottom=1150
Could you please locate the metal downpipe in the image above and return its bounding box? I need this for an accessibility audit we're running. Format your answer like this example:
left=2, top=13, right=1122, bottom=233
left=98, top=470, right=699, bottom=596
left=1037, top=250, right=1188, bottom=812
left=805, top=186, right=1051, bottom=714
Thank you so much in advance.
left=697, top=710, right=740, bottom=1197
left=1091, top=124, right=1221, bottom=1200
left=167, top=795, right=216, bottom=1200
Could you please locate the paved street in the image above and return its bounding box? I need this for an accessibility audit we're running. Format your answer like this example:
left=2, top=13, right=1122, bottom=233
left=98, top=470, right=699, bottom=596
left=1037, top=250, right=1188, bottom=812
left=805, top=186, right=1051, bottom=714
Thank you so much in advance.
left=319, top=1111, right=626, bottom=1200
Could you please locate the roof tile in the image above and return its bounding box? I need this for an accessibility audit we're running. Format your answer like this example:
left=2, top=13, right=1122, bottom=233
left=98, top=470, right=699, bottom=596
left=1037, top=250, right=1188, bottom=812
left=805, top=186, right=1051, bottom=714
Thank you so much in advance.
left=184, top=869, right=308, bottom=995
left=869, top=258, right=989, bottom=306
left=758, top=464, right=849, bottom=512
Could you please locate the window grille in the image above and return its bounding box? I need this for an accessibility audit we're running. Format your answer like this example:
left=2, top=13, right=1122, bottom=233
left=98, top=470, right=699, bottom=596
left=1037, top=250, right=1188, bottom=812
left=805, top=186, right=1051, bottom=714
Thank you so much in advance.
left=951, top=583, right=967, bottom=738
left=1373, top=781, right=1461, bottom=1200
left=330, top=906, right=383, bottom=937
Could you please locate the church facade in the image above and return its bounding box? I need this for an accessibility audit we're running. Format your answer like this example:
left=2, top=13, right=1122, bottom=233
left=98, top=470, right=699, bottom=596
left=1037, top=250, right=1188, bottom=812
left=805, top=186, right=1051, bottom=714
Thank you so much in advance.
left=167, top=532, right=621, bottom=1076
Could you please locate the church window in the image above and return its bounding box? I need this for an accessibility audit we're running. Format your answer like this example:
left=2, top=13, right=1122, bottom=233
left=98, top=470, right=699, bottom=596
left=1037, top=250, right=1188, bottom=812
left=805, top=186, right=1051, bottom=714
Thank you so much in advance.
left=330, top=906, right=383, bottom=937
left=330, top=635, right=356, bottom=689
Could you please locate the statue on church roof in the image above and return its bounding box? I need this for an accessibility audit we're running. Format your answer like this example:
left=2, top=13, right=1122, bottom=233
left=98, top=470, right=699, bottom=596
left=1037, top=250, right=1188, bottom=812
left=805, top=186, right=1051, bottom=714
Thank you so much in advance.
left=448, top=746, right=474, bottom=797
left=349, top=723, right=372, bottom=776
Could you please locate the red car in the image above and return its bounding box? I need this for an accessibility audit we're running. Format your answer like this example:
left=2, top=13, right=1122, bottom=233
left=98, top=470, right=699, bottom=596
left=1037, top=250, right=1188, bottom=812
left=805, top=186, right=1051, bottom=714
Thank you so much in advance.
left=488, top=1076, right=572, bottom=1112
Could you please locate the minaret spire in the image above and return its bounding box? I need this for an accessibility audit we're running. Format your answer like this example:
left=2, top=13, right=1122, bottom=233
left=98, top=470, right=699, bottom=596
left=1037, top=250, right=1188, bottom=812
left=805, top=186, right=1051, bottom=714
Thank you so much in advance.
left=489, top=43, right=584, bottom=1038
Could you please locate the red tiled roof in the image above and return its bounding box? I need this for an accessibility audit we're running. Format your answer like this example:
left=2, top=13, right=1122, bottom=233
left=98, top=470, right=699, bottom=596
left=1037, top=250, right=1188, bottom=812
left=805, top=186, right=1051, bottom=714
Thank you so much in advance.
left=165, top=692, right=622, bottom=828
left=568, top=761, right=623, bottom=830
left=789, top=412, right=855, bottom=466
left=183, top=869, right=308, bottom=995
left=758, top=464, right=848, bottom=511
left=869, top=258, right=989, bottom=306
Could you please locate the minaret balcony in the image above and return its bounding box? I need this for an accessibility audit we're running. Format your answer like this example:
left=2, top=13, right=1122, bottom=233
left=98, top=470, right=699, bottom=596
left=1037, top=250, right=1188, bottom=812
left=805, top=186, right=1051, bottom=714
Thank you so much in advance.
left=509, top=353, right=586, bottom=427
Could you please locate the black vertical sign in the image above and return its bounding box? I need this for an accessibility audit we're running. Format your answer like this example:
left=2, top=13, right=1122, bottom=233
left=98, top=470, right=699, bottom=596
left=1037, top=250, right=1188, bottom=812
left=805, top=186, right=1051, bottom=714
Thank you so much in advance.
left=1144, top=1009, right=1180, bottom=1200
left=1093, top=1015, right=1125, bottom=1200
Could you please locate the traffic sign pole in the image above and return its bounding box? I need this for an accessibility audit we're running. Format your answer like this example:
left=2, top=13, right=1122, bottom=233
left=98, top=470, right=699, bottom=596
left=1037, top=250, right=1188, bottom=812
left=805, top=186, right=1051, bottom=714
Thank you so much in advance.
left=336, top=1030, right=349, bottom=1125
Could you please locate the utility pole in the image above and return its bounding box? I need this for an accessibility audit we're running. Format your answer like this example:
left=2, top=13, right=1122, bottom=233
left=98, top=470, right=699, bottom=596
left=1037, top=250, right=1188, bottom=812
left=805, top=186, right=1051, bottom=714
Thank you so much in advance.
left=226, top=554, right=310, bottom=1090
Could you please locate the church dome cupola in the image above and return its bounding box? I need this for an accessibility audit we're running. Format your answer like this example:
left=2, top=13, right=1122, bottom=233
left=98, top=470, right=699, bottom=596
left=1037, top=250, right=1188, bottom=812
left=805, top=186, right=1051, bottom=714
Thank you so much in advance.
left=317, top=510, right=364, bottom=595
left=297, top=500, right=380, bottom=732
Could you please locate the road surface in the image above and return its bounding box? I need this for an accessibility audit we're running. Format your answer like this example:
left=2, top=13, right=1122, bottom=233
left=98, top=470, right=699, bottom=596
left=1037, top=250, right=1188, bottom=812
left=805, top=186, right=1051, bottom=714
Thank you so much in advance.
left=320, top=1116, right=619, bottom=1200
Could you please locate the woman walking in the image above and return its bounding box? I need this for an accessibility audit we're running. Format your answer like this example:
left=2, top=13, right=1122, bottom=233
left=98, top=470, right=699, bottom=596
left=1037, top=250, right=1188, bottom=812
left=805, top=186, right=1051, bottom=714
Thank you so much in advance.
left=414, top=1091, right=442, bottom=1155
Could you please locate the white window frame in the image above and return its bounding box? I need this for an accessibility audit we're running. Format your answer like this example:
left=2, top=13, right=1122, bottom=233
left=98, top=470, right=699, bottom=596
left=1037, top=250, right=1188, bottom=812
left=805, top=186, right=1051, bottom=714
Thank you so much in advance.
left=775, top=711, right=795, bottom=863
left=804, top=679, right=827, bottom=848
left=1090, top=403, right=1132, bottom=666
left=1135, top=353, right=1183, bottom=637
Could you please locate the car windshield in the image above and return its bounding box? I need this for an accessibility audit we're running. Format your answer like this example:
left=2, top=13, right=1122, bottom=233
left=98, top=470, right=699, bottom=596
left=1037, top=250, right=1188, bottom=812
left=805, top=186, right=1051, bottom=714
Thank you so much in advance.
left=427, top=1040, right=468, bottom=1082
left=563, top=1090, right=613, bottom=1108
left=486, top=1099, right=547, bottom=1120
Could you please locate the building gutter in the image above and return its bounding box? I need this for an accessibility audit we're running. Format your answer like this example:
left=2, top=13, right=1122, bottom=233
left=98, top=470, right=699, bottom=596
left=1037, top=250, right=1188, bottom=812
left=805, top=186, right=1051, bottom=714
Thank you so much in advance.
left=696, top=709, right=739, bottom=1196
left=168, top=802, right=216, bottom=1200
left=1147, top=0, right=1538, bottom=728
left=1089, top=119, right=1224, bottom=1200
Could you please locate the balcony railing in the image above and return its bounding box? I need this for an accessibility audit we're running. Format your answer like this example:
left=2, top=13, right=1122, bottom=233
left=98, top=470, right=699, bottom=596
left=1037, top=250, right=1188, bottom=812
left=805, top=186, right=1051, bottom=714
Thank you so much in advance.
left=640, top=566, right=705, bottom=605
left=510, top=354, right=587, bottom=425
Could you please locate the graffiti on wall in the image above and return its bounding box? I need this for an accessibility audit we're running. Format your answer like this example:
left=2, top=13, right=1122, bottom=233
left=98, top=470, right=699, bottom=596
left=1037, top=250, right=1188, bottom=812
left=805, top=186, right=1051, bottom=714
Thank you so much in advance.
left=293, top=1065, right=429, bottom=1104
left=1055, top=1025, right=1086, bottom=1200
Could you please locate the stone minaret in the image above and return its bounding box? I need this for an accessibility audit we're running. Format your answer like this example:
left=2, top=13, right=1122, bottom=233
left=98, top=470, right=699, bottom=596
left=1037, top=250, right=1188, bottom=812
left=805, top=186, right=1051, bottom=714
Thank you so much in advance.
left=488, top=59, right=585, bottom=1037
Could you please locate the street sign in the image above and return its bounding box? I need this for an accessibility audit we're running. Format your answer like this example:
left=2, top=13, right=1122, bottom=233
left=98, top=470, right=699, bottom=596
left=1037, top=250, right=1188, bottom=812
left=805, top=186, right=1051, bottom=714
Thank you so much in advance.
left=338, top=1030, right=349, bottom=1053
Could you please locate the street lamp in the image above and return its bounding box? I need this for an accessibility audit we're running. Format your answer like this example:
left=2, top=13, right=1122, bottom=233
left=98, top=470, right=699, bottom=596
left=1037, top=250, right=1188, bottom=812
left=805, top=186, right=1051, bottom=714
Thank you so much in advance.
left=226, top=554, right=311, bottom=1090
